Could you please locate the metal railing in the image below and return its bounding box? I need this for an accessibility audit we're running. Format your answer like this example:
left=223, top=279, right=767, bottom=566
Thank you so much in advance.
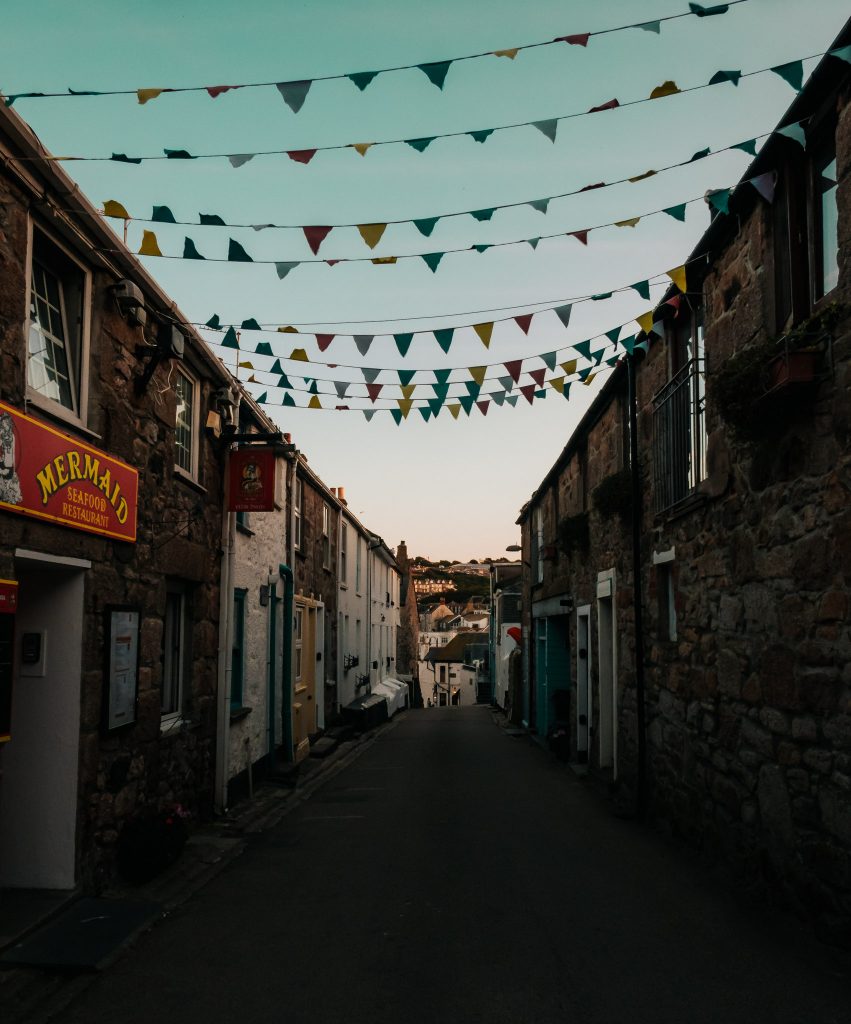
left=652, top=358, right=707, bottom=514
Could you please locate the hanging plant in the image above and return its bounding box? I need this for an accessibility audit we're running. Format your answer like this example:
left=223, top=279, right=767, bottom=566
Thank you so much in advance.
left=557, top=511, right=590, bottom=554
left=592, top=468, right=632, bottom=520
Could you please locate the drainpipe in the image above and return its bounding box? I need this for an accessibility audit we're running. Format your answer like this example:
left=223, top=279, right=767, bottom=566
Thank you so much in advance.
left=267, top=569, right=278, bottom=768
left=215, top=450, right=236, bottom=814
left=278, top=563, right=294, bottom=763
left=627, top=354, right=648, bottom=820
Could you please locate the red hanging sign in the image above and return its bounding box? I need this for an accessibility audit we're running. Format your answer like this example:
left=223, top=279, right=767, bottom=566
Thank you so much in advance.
left=0, top=401, right=138, bottom=542
left=228, top=447, right=277, bottom=512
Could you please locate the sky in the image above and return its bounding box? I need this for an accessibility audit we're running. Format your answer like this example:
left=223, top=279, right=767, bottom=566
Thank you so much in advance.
left=4, top=0, right=849, bottom=560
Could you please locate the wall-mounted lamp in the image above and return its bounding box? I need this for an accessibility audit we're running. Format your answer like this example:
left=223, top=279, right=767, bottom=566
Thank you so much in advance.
left=135, top=321, right=185, bottom=395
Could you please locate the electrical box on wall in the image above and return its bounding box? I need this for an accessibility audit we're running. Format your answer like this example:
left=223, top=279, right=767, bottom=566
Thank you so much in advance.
left=20, top=630, right=47, bottom=677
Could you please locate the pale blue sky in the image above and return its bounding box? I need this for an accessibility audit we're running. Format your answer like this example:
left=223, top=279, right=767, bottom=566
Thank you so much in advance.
left=4, top=0, right=848, bottom=558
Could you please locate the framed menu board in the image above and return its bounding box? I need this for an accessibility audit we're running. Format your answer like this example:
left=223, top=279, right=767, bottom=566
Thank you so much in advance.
left=104, top=607, right=140, bottom=731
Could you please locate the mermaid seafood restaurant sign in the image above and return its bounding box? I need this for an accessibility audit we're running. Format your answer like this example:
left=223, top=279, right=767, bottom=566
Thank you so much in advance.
left=0, top=400, right=138, bottom=542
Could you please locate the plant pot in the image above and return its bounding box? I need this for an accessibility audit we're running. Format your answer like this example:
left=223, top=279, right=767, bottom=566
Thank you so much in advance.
left=767, top=349, right=817, bottom=390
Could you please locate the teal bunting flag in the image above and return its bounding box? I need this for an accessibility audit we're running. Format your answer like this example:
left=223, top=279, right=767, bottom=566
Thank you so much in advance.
left=634, top=339, right=651, bottom=357
left=578, top=367, right=593, bottom=381
left=638, top=20, right=661, bottom=33
left=432, top=383, right=450, bottom=401
left=152, top=205, right=176, bottom=223
left=562, top=383, right=572, bottom=400
left=498, top=376, right=513, bottom=393
left=434, top=328, right=454, bottom=353
left=527, top=238, right=540, bottom=250
left=473, top=244, right=491, bottom=253
left=630, top=280, right=650, bottom=300
left=689, top=3, right=729, bottom=15
left=228, top=238, right=253, bottom=262
left=111, top=153, right=142, bottom=164
left=183, top=237, right=205, bottom=259
left=308, top=380, right=319, bottom=395
left=459, top=395, right=475, bottom=415
left=363, top=367, right=381, bottom=384
left=398, top=369, right=416, bottom=386
left=394, top=333, right=413, bottom=356
left=241, top=318, right=261, bottom=330
left=419, top=407, right=432, bottom=422
left=469, top=129, right=494, bottom=143
left=535, top=390, right=546, bottom=399
left=541, top=352, right=557, bottom=371
left=255, top=391, right=267, bottom=404
left=349, top=70, right=379, bottom=91
left=270, top=358, right=285, bottom=374
left=690, top=147, right=711, bottom=162
left=229, top=154, right=254, bottom=168
left=777, top=122, right=806, bottom=148
left=771, top=60, right=804, bottom=91
left=663, top=204, right=687, bottom=221
left=593, top=349, right=605, bottom=366
left=222, top=327, right=239, bottom=349
left=471, top=208, right=495, bottom=222
left=283, top=392, right=296, bottom=407
left=831, top=46, right=851, bottom=65
left=573, top=340, right=592, bottom=360
left=422, top=252, right=444, bottom=273
left=406, top=137, right=435, bottom=152
left=275, top=262, right=299, bottom=280
left=428, top=398, right=443, bottom=416
left=418, top=61, right=452, bottom=90
left=491, top=391, right=505, bottom=406
left=505, top=395, right=519, bottom=407
left=205, top=314, right=221, bottom=329
left=554, top=303, right=572, bottom=328
left=362, top=409, right=376, bottom=421
left=533, top=119, right=558, bottom=143
left=164, top=149, right=194, bottom=159
left=334, top=381, right=349, bottom=399
left=592, top=292, right=613, bottom=301
left=605, top=328, right=620, bottom=346
left=200, top=213, right=226, bottom=225
left=465, top=381, right=481, bottom=400
left=255, top=341, right=274, bottom=356
left=278, top=373, right=292, bottom=388
left=414, top=217, right=439, bottom=237
left=353, top=335, right=373, bottom=355
left=276, top=80, right=311, bottom=113
left=529, top=199, right=550, bottom=214
left=709, top=69, right=742, bottom=87
left=706, top=188, right=731, bottom=214
left=732, top=139, right=758, bottom=156
left=620, top=335, right=637, bottom=355
left=434, top=369, right=451, bottom=386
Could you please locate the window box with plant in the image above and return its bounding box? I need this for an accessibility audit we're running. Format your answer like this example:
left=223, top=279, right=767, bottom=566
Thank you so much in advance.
left=557, top=512, right=590, bottom=556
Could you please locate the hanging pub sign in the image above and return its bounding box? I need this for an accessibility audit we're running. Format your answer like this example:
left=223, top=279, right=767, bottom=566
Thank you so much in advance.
left=0, top=400, right=138, bottom=542
left=228, top=446, right=277, bottom=512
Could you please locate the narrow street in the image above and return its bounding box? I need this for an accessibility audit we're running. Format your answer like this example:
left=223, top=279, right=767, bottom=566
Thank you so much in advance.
left=56, top=707, right=849, bottom=1024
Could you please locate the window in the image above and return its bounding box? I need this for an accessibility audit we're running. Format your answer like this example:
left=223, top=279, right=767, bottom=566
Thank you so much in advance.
left=322, top=503, right=331, bottom=570
left=356, top=618, right=362, bottom=658
left=27, top=229, right=88, bottom=418
left=295, top=606, right=303, bottom=681
left=294, top=477, right=303, bottom=550
left=231, top=589, right=246, bottom=709
left=341, top=523, right=348, bottom=584
left=533, top=507, right=543, bottom=584
left=162, top=586, right=190, bottom=721
left=355, top=536, right=362, bottom=592
left=812, top=138, right=839, bottom=299
left=174, top=368, right=199, bottom=476
left=652, top=309, right=707, bottom=514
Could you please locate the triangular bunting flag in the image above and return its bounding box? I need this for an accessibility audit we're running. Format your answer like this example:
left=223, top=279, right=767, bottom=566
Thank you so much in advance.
left=505, top=395, right=519, bottom=407
left=164, top=149, right=194, bottom=159
left=221, top=327, right=239, bottom=349
left=447, top=404, right=461, bottom=420
left=363, top=367, right=381, bottom=384
left=473, top=244, right=491, bottom=253
left=629, top=169, right=656, bottom=183
left=689, top=2, right=730, bottom=15
left=527, top=238, right=540, bottom=250
left=372, top=256, right=397, bottom=265
left=316, top=334, right=335, bottom=352
left=560, top=360, right=577, bottom=376
left=400, top=385, right=416, bottom=400
left=434, top=329, right=454, bottom=353
left=732, top=139, right=758, bottom=156
left=469, top=129, right=494, bottom=143
left=553, top=304, right=572, bottom=329
left=183, top=237, right=205, bottom=260
left=636, top=311, right=654, bottom=334
left=591, top=292, right=613, bottom=301
left=770, top=60, right=804, bottom=91
left=283, top=392, right=296, bottom=407
left=290, top=348, right=309, bottom=361
left=103, top=200, right=130, bottom=219
left=532, top=119, right=558, bottom=143
left=520, top=385, right=536, bottom=404
left=638, top=20, right=661, bottom=32
left=275, top=262, right=299, bottom=280
left=277, top=326, right=298, bottom=333
left=541, top=352, right=557, bottom=371
left=432, top=383, right=449, bottom=401
left=706, top=188, right=731, bottom=214
left=241, top=318, right=261, bottom=331
left=254, top=342, right=273, bottom=357
left=514, top=314, right=533, bottom=335
left=554, top=32, right=590, bottom=46
left=529, top=198, right=550, bottom=214
left=491, top=391, right=505, bottom=406
left=419, top=407, right=432, bottom=422
left=667, top=265, right=687, bottom=293
left=205, top=314, right=221, bottom=329
left=111, top=153, right=142, bottom=164
left=418, top=61, right=452, bottom=90
left=362, top=409, right=376, bottom=422
left=406, top=137, right=435, bottom=152
left=529, top=368, right=546, bottom=387
left=307, top=380, right=319, bottom=395
left=151, top=205, right=175, bottom=223
left=473, top=322, right=493, bottom=347
left=459, top=395, right=475, bottom=416
left=428, top=397, right=443, bottom=416
left=589, top=99, right=619, bottom=113
left=434, top=369, right=451, bottom=386
left=354, top=335, right=374, bottom=355
left=504, top=360, right=523, bottom=383
left=254, top=391, right=267, bottom=403
left=366, top=383, right=383, bottom=403
left=137, top=88, right=163, bottom=105
left=334, top=381, right=349, bottom=399
left=398, top=398, right=414, bottom=418
left=582, top=372, right=597, bottom=386
left=465, top=381, right=481, bottom=400
left=493, top=48, right=519, bottom=59
left=709, top=69, right=742, bottom=87
left=630, top=280, right=650, bottom=300
left=663, top=204, right=687, bottom=222
left=570, top=230, right=589, bottom=245
left=605, top=328, right=621, bottom=346
left=471, top=208, right=495, bottom=222
left=414, top=217, right=439, bottom=237
left=620, top=335, right=637, bottom=355
left=303, top=226, right=332, bottom=254
left=308, top=395, right=322, bottom=409
left=573, top=340, right=592, bottom=360
left=615, top=217, right=641, bottom=228
left=199, top=213, right=225, bottom=226
left=394, top=333, right=413, bottom=357
left=349, top=71, right=379, bottom=91
left=287, top=149, right=317, bottom=165
left=228, top=153, right=254, bottom=168
left=469, top=366, right=487, bottom=386
left=592, top=348, right=606, bottom=366
left=422, top=252, right=444, bottom=273
left=358, top=223, right=388, bottom=248
left=777, top=122, right=806, bottom=148
left=138, top=230, right=162, bottom=257
left=498, top=376, right=514, bottom=393
left=690, top=147, right=711, bottom=162
left=750, top=171, right=777, bottom=203
left=477, top=401, right=490, bottom=416
left=398, top=369, right=416, bottom=386
left=228, top=238, right=253, bottom=262
left=278, top=373, right=293, bottom=388
left=549, top=377, right=565, bottom=394
left=276, top=80, right=311, bottom=113
left=650, top=80, right=680, bottom=99
left=830, top=45, right=851, bottom=65
left=350, top=142, right=374, bottom=157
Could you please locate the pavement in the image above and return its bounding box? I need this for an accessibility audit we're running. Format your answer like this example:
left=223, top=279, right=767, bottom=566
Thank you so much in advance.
left=6, top=706, right=851, bottom=1023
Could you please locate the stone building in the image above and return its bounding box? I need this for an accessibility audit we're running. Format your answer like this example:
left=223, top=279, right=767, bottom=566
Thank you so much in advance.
left=394, top=540, right=420, bottom=694
left=518, top=29, right=851, bottom=928
left=0, top=102, right=236, bottom=893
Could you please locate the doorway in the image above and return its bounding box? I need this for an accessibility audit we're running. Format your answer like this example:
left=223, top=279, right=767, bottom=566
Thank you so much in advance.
left=596, top=571, right=618, bottom=776
left=576, top=606, right=591, bottom=762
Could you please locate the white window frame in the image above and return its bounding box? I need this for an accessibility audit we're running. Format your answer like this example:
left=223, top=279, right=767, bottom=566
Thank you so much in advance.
left=174, top=365, right=200, bottom=480
left=161, top=586, right=188, bottom=729
left=340, top=522, right=348, bottom=585
left=25, top=220, right=92, bottom=430
left=295, top=606, right=304, bottom=682
left=534, top=506, right=544, bottom=584
left=294, top=477, right=303, bottom=551
left=322, top=503, right=331, bottom=570
left=355, top=536, right=362, bottom=593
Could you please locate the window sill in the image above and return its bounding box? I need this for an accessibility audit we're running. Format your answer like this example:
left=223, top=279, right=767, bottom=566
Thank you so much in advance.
left=174, top=466, right=207, bottom=494
left=25, top=392, right=100, bottom=442
left=160, top=715, right=187, bottom=737
left=654, top=490, right=707, bottom=525
left=229, top=705, right=252, bottom=723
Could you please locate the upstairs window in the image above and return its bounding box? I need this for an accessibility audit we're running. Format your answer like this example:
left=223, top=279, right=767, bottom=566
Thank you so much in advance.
left=355, top=535, right=362, bottom=592
left=27, top=230, right=88, bottom=418
left=294, top=477, right=303, bottom=550
left=174, top=368, right=199, bottom=477
left=322, top=503, right=331, bottom=570
left=532, top=507, right=543, bottom=584
left=812, top=137, right=839, bottom=300
left=341, top=522, right=348, bottom=584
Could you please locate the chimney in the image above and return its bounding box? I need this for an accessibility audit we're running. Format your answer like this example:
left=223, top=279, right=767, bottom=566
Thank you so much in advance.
left=338, top=486, right=346, bottom=505
left=330, top=487, right=337, bottom=498
left=397, top=540, right=408, bottom=565
left=283, top=433, right=292, bottom=443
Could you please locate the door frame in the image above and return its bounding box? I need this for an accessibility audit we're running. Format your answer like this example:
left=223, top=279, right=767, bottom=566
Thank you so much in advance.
left=576, top=605, right=592, bottom=761
left=596, top=569, right=618, bottom=777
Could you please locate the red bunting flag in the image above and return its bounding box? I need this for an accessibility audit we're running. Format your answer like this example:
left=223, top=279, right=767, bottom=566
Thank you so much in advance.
left=529, top=368, right=546, bottom=386
left=588, top=98, right=619, bottom=113
left=316, top=334, right=335, bottom=351
left=520, top=384, right=536, bottom=404
left=554, top=32, right=590, bottom=46
left=514, top=314, right=534, bottom=334
left=569, top=230, right=589, bottom=245
left=304, top=225, right=333, bottom=254
left=504, top=359, right=523, bottom=383
left=288, top=149, right=318, bottom=164
left=206, top=85, right=238, bottom=98
left=477, top=401, right=490, bottom=416
left=580, top=182, right=605, bottom=192
left=326, top=259, right=341, bottom=266
left=366, top=383, right=383, bottom=403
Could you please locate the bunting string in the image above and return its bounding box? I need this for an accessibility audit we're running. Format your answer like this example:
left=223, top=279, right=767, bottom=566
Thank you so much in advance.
left=7, top=51, right=838, bottom=167
left=2, top=2, right=748, bottom=108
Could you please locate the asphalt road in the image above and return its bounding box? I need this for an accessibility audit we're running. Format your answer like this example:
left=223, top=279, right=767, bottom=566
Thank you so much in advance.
left=59, top=707, right=850, bottom=1024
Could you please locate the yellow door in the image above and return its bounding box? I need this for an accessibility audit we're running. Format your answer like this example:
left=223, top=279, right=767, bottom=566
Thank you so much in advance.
left=292, top=600, right=318, bottom=761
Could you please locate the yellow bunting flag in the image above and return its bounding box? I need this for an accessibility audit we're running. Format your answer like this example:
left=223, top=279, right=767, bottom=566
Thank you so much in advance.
left=138, top=230, right=162, bottom=256
left=277, top=325, right=298, bottom=333
left=350, top=143, right=374, bottom=157
left=308, top=396, right=322, bottom=409
left=637, top=311, right=655, bottom=335
left=400, top=385, right=416, bottom=400
left=137, top=88, right=164, bottom=105
left=549, top=377, right=565, bottom=394
left=238, top=361, right=254, bottom=369
left=469, top=366, right=487, bottom=386
left=628, top=169, right=656, bottom=183
left=560, top=359, right=577, bottom=376
left=103, top=200, right=130, bottom=219
left=582, top=372, right=597, bottom=386
left=667, top=265, right=687, bottom=292
left=448, top=404, right=461, bottom=420
left=650, top=80, right=681, bottom=99
left=358, top=223, right=388, bottom=248
left=372, top=256, right=397, bottom=264
left=493, top=48, right=520, bottom=59
left=290, top=348, right=309, bottom=361
left=615, top=217, right=641, bottom=228
left=473, top=322, right=494, bottom=347
left=247, top=374, right=258, bottom=382
left=398, top=398, right=413, bottom=418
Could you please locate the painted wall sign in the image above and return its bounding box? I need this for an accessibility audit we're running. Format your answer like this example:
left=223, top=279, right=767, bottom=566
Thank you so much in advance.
left=228, top=447, right=277, bottom=512
left=0, top=400, right=138, bottom=542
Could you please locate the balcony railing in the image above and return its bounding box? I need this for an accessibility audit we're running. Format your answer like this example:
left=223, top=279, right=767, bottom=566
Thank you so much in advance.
left=652, top=357, right=707, bottom=515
